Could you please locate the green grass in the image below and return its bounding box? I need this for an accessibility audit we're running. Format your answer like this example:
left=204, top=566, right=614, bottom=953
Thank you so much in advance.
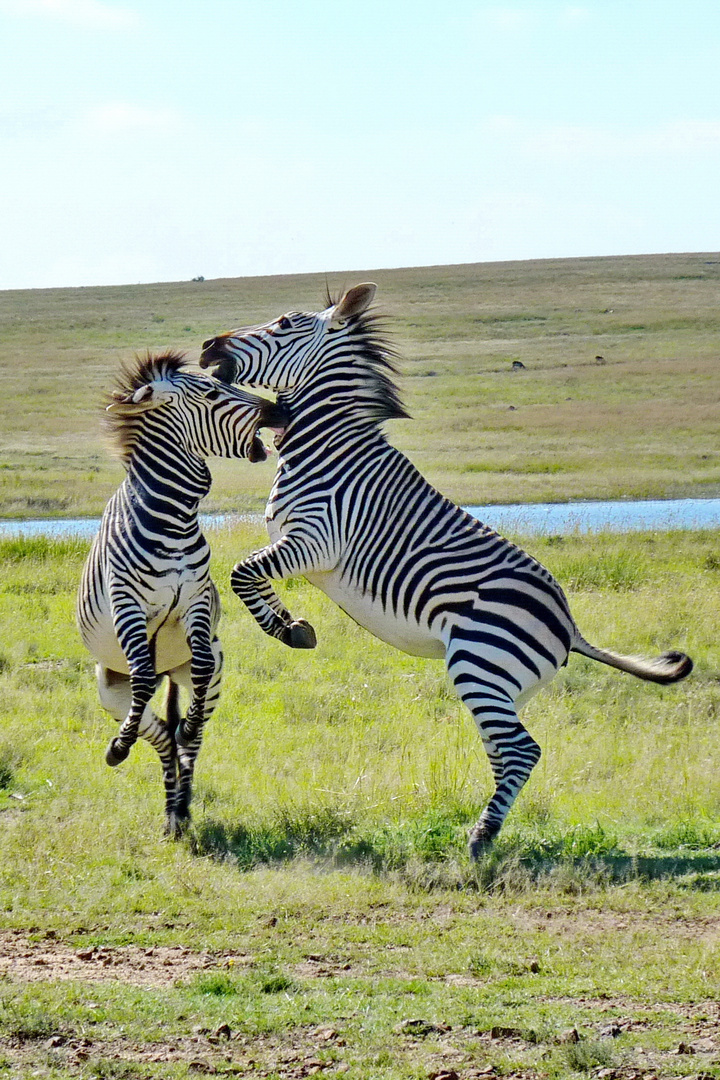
left=1, top=527, right=720, bottom=1076
left=2, top=252, right=720, bottom=515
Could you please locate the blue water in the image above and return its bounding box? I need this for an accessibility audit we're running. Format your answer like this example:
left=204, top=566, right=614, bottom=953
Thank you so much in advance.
left=1, top=499, right=720, bottom=540
left=466, top=498, right=720, bottom=535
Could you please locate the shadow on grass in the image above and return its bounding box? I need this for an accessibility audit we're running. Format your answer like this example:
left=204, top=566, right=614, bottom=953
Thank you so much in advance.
left=190, top=808, right=720, bottom=893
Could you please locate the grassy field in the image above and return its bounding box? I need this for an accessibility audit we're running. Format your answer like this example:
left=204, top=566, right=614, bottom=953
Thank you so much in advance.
left=1, top=525, right=719, bottom=1078
left=2, top=251, right=720, bottom=517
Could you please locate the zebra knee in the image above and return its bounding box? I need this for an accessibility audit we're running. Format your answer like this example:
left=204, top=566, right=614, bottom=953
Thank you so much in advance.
left=229, top=563, right=251, bottom=598
left=517, top=733, right=541, bottom=770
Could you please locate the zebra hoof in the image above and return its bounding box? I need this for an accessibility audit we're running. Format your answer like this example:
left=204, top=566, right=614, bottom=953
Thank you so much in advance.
left=288, top=619, right=317, bottom=649
left=105, top=739, right=129, bottom=767
left=164, top=813, right=186, bottom=840
left=468, top=820, right=501, bottom=859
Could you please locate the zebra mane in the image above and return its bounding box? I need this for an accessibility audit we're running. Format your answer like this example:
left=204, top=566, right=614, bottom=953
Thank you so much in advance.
left=323, top=291, right=410, bottom=423
left=102, top=350, right=190, bottom=462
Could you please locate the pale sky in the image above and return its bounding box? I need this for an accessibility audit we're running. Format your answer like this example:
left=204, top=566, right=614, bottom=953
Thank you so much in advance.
left=1, top=0, right=719, bottom=290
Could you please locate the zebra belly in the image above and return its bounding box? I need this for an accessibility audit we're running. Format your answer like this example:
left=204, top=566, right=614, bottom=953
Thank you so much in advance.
left=304, top=570, right=446, bottom=659
left=81, top=612, right=193, bottom=676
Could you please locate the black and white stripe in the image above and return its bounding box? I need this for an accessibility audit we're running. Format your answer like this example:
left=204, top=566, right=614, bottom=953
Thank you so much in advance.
left=77, top=351, right=282, bottom=836
left=201, top=287, right=693, bottom=852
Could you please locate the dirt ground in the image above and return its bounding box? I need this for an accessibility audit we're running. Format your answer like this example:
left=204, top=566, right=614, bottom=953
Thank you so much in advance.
left=1, top=925, right=720, bottom=1078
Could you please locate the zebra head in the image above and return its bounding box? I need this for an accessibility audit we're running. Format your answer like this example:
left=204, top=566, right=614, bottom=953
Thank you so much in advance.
left=104, top=351, right=286, bottom=464
left=199, top=283, right=379, bottom=392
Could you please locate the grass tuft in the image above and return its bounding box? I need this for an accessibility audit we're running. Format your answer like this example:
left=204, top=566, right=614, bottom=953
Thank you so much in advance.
left=562, top=1037, right=617, bottom=1072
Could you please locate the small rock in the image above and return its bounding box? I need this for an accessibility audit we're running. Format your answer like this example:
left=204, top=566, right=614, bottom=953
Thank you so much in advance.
left=76, top=949, right=94, bottom=961
left=673, top=1042, right=695, bottom=1054
left=428, top=1071, right=459, bottom=1080
left=45, top=1035, right=66, bottom=1049
left=312, top=1027, right=338, bottom=1042
left=528, top=960, right=540, bottom=973
left=395, top=1018, right=447, bottom=1037
left=490, top=1025, right=523, bottom=1040
left=598, top=1023, right=623, bottom=1038
left=214, top=1023, right=232, bottom=1039
left=559, top=1027, right=581, bottom=1043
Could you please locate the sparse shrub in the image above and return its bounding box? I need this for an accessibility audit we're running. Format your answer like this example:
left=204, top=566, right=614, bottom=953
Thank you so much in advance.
left=190, top=972, right=239, bottom=997
left=259, top=972, right=294, bottom=994
left=563, top=1037, right=616, bottom=1072
left=468, top=952, right=495, bottom=977
left=0, top=743, right=23, bottom=790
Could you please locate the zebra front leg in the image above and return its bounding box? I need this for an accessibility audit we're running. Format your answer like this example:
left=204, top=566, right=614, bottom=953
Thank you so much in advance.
left=105, top=595, right=156, bottom=765
left=447, top=647, right=541, bottom=856
left=96, top=665, right=178, bottom=831
left=231, top=532, right=334, bottom=648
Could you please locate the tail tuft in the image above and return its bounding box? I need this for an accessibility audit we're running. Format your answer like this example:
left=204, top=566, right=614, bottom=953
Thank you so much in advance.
left=572, top=635, right=693, bottom=684
left=654, top=651, right=693, bottom=683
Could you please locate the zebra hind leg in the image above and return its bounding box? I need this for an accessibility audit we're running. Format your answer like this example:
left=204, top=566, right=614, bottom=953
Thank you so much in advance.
left=447, top=666, right=541, bottom=857
left=171, top=638, right=223, bottom=830
left=162, top=679, right=183, bottom=838
left=96, top=666, right=178, bottom=834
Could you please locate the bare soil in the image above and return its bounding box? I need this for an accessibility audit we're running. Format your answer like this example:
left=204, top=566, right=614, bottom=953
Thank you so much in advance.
left=2, top=920, right=720, bottom=1077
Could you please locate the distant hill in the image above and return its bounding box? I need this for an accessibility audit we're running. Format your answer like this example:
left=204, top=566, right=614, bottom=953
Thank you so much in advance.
left=1, top=252, right=719, bottom=517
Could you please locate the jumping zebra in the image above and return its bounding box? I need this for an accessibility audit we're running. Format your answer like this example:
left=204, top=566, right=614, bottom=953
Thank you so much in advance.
left=200, top=285, right=693, bottom=853
left=77, top=351, right=284, bottom=837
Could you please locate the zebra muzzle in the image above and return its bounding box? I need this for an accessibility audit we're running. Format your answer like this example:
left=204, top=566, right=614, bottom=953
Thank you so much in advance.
left=248, top=434, right=270, bottom=463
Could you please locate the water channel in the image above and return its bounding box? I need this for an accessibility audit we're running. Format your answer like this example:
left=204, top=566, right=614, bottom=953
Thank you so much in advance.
left=2, top=498, right=720, bottom=541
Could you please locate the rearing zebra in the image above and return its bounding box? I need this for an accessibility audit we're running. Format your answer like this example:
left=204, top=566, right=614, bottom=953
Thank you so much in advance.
left=77, top=350, right=284, bottom=837
left=200, top=285, right=693, bottom=853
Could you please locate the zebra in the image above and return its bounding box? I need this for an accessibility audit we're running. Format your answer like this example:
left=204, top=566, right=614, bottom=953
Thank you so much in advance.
left=199, top=285, right=693, bottom=854
left=77, top=350, right=285, bottom=837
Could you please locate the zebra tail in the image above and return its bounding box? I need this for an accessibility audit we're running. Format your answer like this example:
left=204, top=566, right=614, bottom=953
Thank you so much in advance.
left=166, top=678, right=182, bottom=731
left=571, top=633, right=693, bottom=684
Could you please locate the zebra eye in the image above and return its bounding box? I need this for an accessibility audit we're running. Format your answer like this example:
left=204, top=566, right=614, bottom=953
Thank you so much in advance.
left=278, top=316, right=292, bottom=331
left=203, top=387, right=221, bottom=400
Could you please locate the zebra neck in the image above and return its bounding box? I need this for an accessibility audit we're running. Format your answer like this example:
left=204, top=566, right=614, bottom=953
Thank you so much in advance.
left=279, top=359, right=407, bottom=432
left=124, top=439, right=211, bottom=525
left=277, top=392, right=392, bottom=454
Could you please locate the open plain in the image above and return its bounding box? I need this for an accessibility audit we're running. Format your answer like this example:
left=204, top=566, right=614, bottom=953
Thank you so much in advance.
left=1, top=252, right=720, bottom=517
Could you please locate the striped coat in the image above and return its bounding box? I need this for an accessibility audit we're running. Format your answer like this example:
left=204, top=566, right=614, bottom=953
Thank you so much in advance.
left=200, top=287, right=692, bottom=851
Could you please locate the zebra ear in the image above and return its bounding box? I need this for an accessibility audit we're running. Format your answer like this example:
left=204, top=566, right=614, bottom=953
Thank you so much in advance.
left=106, top=385, right=173, bottom=413
left=329, top=282, right=377, bottom=329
